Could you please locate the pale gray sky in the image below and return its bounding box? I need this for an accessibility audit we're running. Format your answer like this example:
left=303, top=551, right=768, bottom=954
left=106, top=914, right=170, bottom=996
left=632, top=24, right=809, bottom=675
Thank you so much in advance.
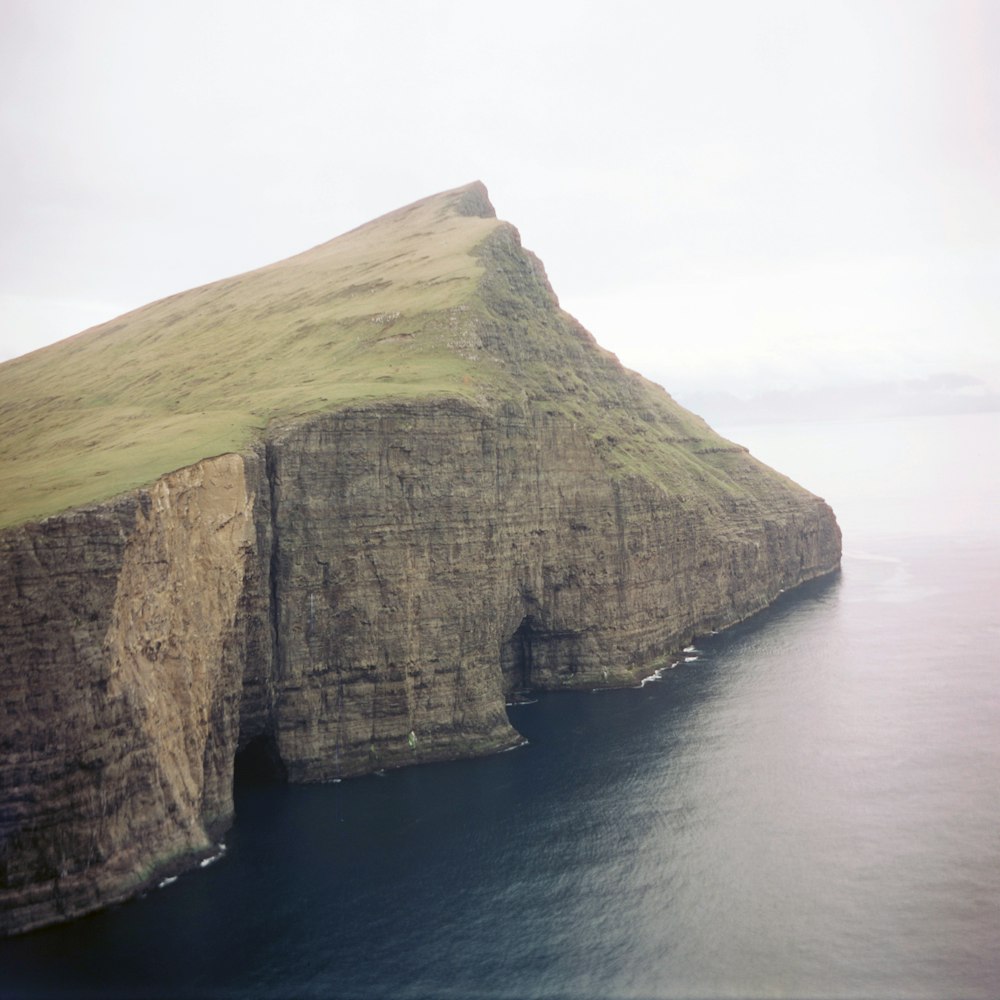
left=2, top=0, right=998, bottom=406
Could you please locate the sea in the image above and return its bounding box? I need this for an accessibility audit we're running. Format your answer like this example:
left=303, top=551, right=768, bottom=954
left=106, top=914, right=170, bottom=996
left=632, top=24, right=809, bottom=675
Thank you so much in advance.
left=2, top=410, right=998, bottom=1000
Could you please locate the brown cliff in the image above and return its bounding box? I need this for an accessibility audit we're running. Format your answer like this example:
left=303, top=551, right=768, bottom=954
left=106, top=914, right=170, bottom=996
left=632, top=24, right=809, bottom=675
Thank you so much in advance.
left=0, top=183, right=841, bottom=934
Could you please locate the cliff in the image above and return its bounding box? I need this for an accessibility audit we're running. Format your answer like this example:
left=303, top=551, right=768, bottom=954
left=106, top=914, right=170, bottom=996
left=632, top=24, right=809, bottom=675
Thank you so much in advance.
left=0, top=183, right=841, bottom=934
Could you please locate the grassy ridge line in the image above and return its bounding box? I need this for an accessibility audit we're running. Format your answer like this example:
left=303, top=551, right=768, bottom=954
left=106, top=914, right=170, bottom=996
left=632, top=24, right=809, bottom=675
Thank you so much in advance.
left=0, top=186, right=502, bottom=528
left=0, top=180, right=788, bottom=531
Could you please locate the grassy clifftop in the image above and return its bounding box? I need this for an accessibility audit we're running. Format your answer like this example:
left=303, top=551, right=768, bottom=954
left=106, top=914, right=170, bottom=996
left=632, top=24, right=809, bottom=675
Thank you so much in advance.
left=0, top=181, right=735, bottom=529
left=0, top=184, right=501, bottom=526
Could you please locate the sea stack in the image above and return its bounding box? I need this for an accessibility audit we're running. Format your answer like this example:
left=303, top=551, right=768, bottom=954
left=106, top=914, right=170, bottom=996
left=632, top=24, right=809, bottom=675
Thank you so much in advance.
left=0, top=182, right=841, bottom=934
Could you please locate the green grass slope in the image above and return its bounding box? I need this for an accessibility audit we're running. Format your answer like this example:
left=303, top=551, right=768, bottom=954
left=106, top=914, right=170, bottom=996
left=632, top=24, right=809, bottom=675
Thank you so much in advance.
left=0, top=184, right=506, bottom=527
left=0, top=181, right=767, bottom=529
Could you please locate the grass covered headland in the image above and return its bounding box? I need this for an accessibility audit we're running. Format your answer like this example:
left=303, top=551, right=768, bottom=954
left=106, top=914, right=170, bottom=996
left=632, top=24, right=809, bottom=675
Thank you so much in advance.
left=0, top=181, right=735, bottom=529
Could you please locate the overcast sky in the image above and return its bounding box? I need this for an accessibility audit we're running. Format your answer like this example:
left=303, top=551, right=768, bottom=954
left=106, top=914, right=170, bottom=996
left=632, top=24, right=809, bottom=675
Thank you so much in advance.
left=2, top=0, right=998, bottom=406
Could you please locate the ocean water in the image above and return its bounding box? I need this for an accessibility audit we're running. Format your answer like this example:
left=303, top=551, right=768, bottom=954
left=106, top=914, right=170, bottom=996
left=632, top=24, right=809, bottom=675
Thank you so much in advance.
left=2, top=411, right=998, bottom=1000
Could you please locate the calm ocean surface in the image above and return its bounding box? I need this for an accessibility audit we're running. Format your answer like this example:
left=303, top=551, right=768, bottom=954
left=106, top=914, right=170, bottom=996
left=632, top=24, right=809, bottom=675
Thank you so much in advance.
left=3, top=411, right=998, bottom=999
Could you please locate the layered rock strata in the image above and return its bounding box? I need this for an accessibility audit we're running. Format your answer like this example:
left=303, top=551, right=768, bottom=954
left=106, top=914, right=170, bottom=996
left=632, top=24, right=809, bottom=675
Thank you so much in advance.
left=0, top=184, right=841, bottom=934
left=0, top=455, right=259, bottom=933
left=1, top=399, right=838, bottom=934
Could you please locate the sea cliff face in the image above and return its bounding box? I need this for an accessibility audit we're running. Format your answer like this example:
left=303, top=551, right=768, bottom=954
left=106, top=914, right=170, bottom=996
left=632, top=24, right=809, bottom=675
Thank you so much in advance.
left=0, top=183, right=841, bottom=934
left=0, top=455, right=259, bottom=934
left=263, top=398, right=839, bottom=781
left=0, top=399, right=839, bottom=934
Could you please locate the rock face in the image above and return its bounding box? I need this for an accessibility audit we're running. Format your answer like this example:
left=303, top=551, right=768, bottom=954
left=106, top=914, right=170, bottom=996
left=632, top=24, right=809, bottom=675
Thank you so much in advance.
left=0, top=183, right=841, bottom=934
left=0, top=455, right=260, bottom=933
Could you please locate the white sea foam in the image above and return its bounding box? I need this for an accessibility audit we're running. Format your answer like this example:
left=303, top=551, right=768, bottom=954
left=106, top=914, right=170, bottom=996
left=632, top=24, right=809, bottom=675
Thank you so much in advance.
left=158, top=875, right=178, bottom=889
left=199, top=843, right=227, bottom=868
left=637, top=660, right=681, bottom=687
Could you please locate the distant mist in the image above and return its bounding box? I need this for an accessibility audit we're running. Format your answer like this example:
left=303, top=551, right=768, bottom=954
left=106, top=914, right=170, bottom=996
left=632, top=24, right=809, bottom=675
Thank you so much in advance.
left=675, top=373, right=1000, bottom=427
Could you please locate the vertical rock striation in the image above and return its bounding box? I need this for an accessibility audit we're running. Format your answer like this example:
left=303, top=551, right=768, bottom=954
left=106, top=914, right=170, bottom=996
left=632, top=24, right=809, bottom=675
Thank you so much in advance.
left=260, top=397, right=839, bottom=781
left=0, top=183, right=841, bottom=934
left=1, top=455, right=260, bottom=933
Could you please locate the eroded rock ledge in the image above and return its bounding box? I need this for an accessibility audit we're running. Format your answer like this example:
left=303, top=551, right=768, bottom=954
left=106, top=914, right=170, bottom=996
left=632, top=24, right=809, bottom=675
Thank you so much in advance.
left=0, top=397, right=840, bottom=935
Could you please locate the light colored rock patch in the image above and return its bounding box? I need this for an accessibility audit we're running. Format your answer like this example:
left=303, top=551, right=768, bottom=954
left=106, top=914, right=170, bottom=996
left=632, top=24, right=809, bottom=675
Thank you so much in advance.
left=102, top=453, right=255, bottom=856
left=0, top=454, right=255, bottom=935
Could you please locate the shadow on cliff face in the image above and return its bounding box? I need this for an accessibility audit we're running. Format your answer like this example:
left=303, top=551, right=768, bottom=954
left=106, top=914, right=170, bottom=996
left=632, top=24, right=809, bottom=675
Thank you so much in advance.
left=504, top=616, right=536, bottom=692
left=233, top=735, right=288, bottom=788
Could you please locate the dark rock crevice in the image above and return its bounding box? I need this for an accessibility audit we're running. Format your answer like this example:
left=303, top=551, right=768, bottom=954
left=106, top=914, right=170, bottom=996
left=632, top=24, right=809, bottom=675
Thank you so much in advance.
left=264, top=441, right=283, bottom=683
left=503, top=616, right=538, bottom=693
left=233, top=734, right=288, bottom=788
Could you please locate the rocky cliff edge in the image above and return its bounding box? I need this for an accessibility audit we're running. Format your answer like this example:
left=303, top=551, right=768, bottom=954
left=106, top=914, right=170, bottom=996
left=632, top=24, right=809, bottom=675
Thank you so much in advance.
left=0, top=183, right=841, bottom=934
